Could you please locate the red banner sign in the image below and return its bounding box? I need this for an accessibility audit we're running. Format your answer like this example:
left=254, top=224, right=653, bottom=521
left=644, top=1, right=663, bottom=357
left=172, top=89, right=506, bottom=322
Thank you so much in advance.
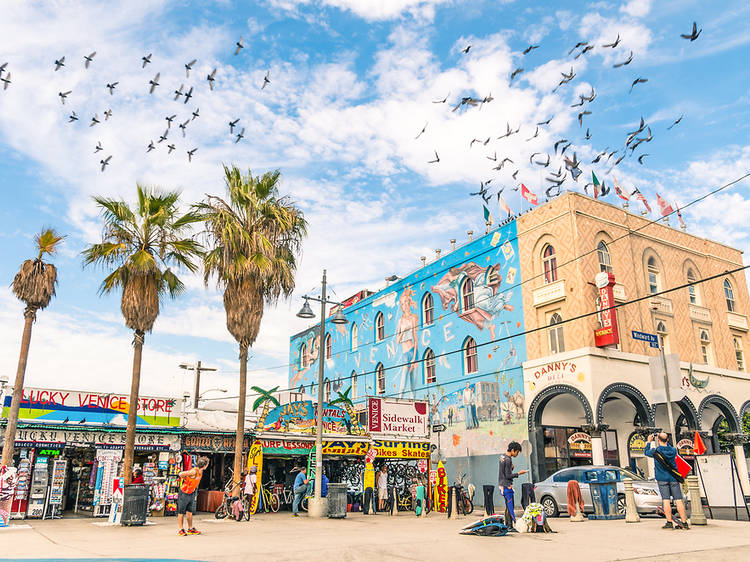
left=594, top=272, right=620, bottom=347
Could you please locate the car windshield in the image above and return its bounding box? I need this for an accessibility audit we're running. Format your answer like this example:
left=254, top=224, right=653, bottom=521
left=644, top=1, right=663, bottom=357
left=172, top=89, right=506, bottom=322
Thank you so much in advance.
left=618, top=468, right=646, bottom=481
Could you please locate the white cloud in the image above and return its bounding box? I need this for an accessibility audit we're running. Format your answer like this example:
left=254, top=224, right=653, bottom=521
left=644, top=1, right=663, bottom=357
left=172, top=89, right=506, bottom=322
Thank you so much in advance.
left=620, top=0, right=652, bottom=18
left=266, top=0, right=454, bottom=22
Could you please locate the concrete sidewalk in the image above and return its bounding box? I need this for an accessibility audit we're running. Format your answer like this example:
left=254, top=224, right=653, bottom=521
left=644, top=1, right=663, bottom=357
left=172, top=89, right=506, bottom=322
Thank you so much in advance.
left=1, top=511, right=749, bottom=561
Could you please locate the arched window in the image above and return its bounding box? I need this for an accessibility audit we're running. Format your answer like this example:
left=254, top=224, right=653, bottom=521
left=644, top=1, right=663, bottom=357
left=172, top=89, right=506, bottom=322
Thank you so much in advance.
left=324, top=378, right=331, bottom=402
left=699, top=329, right=712, bottom=365
left=724, top=279, right=736, bottom=312
left=687, top=269, right=699, bottom=305
left=597, top=241, right=613, bottom=274
left=325, top=333, right=332, bottom=359
left=656, top=321, right=669, bottom=354
left=376, top=363, right=386, bottom=395
left=487, top=266, right=499, bottom=285
left=548, top=313, right=565, bottom=354
left=461, top=277, right=475, bottom=311
left=375, top=312, right=385, bottom=342
left=422, top=293, right=434, bottom=326
left=351, top=322, right=358, bottom=351
left=543, top=245, right=557, bottom=283
left=300, top=342, right=307, bottom=368
left=464, top=337, right=478, bottom=374
left=647, top=257, right=660, bottom=294
left=351, top=370, right=358, bottom=398
left=424, top=348, right=436, bottom=384
left=734, top=337, right=745, bottom=372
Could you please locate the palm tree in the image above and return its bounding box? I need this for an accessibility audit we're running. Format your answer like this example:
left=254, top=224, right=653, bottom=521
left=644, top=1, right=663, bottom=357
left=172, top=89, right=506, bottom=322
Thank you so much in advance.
left=251, top=385, right=280, bottom=430
left=1, top=229, right=64, bottom=466
left=82, top=185, right=202, bottom=483
left=329, top=386, right=363, bottom=435
left=198, top=165, right=306, bottom=485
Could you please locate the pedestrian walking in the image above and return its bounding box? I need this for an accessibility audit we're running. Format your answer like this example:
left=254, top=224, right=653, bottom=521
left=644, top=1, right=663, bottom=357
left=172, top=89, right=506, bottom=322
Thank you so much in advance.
left=177, top=456, right=209, bottom=536
left=377, top=465, right=389, bottom=511
left=498, top=441, right=527, bottom=529
left=645, top=432, right=689, bottom=530
left=292, top=466, right=309, bottom=517
left=363, top=462, right=377, bottom=514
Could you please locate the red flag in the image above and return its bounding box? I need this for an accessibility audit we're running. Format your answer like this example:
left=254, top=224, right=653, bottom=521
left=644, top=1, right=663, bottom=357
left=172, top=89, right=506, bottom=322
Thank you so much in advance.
left=632, top=188, right=651, bottom=212
left=613, top=176, right=629, bottom=201
left=521, top=184, right=538, bottom=205
left=693, top=430, right=706, bottom=455
left=656, top=194, right=674, bottom=217
left=498, top=193, right=512, bottom=215
left=676, top=455, right=692, bottom=478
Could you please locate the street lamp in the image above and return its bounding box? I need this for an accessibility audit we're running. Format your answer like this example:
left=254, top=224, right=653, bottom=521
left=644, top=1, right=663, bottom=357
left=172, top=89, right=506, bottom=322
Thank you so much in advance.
left=199, top=388, right=228, bottom=399
left=179, top=361, right=217, bottom=409
left=296, top=269, right=348, bottom=518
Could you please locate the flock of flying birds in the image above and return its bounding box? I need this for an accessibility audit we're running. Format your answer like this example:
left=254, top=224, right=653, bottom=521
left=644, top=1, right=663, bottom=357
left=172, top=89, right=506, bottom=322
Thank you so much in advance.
left=0, top=35, right=269, bottom=171
left=416, top=22, right=703, bottom=207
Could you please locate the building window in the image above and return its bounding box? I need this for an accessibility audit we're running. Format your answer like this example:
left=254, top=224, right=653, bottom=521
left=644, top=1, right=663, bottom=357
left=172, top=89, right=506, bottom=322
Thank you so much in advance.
left=487, top=266, right=499, bottom=285
left=656, top=321, right=669, bottom=354
left=548, top=313, right=565, bottom=354
left=724, top=279, right=736, bottom=312
left=376, top=363, right=386, bottom=395
left=351, top=322, right=358, bottom=351
left=422, top=293, right=434, bottom=326
left=597, top=241, right=613, bottom=274
left=461, top=277, right=475, bottom=311
left=424, top=348, right=436, bottom=384
left=375, top=312, right=385, bottom=342
left=647, top=257, right=660, bottom=295
left=351, top=370, right=358, bottom=398
left=699, top=329, right=712, bottom=365
left=464, top=337, right=478, bottom=374
left=543, top=245, right=557, bottom=284
left=324, top=378, right=331, bottom=402
left=325, top=333, right=332, bottom=359
left=687, top=269, right=699, bottom=305
left=734, top=337, right=745, bottom=372
left=300, top=342, right=307, bottom=368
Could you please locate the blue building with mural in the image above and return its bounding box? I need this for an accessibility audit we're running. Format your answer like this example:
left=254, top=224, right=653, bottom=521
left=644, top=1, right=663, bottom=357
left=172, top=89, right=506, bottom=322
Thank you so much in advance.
left=289, top=220, right=529, bottom=489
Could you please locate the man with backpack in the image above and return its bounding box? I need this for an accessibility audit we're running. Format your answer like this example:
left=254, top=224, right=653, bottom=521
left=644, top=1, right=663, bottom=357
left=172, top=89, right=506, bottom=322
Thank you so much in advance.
left=645, top=433, right=689, bottom=530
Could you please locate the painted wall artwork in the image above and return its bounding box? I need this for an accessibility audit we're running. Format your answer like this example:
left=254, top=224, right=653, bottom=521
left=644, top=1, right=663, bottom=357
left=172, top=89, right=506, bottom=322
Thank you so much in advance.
left=289, top=222, right=528, bottom=457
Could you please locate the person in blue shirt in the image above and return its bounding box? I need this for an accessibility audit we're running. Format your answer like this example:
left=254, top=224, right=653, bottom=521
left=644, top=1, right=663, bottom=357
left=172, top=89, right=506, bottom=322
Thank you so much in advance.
left=645, top=432, right=689, bottom=530
left=321, top=470, right=329, bottom=498
left=292, top=467, right=309, bottom=517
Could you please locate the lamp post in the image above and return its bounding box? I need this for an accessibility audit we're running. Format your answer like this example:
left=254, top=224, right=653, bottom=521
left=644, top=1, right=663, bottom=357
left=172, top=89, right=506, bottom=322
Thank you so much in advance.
left=179, top=361, right=217, bottom=409
left=296, top=269, right=348, bottom=518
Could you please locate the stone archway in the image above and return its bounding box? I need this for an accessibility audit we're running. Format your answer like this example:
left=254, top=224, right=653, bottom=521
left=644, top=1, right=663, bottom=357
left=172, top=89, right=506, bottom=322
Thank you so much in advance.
left=596, top=383, right=653, bottom=427
left=652, top=396, right=699, bottom=434
left=698, top=395, right=741, bottom=433
left=739, top=400, right=750, bottom=422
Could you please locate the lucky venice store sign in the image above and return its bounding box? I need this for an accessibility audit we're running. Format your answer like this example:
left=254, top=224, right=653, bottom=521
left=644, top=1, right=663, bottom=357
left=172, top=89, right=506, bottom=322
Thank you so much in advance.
left=367, top=397, right=429, bottom=438
left=10, top=428, right=180, bottom=451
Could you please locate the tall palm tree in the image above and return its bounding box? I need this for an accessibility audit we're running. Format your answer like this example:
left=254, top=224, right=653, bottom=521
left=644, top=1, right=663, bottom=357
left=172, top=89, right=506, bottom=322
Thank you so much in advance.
left=82, top=185, right=202, bottom=483
left=198, top=165, right=306, bottom=485
left=1, top=229, right=64, bottom=467
left=251, top=385, right=280, bottom=430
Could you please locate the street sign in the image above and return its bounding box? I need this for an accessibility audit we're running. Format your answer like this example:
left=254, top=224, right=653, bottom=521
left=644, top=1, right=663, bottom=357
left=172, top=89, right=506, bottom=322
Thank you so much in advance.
left=432, top=424, right=447, bottom=433
left=417, top=459, right=428, bottom=473
left=631, top=330, right=659, bottom=348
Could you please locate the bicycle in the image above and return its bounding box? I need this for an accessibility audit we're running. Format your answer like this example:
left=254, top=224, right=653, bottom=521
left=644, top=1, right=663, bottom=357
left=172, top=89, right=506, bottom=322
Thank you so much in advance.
left=257, top=482, right=281, bottom=513
left=451, top=472, right=474, bottom=515
left=215, top=477, right=247, bottom=521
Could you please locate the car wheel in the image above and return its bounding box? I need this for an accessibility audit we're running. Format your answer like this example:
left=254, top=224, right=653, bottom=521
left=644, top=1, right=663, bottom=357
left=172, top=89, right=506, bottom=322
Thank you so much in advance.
left=541, top=496, right=559, bottom=517
left=617, top=495, right=626, bottom=515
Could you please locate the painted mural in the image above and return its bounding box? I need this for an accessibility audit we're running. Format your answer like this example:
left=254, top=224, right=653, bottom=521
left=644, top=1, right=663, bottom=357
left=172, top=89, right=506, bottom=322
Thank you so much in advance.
left=288, top=221, right=527, bottom=458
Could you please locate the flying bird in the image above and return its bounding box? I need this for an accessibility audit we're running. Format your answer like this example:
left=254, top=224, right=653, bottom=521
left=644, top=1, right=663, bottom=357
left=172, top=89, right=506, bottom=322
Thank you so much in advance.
left=584, top=128, right=591, bottom=140
left=158, top=129, right=169, bottom=143
left=537, top=117, right=552, bottom=126
left=575, top=44, right=594, bottom=59
left=261, top=71, right=270, bottom=90
left=525, top=126, right=539, bottom=141
left=94, top=141, right=103, bottom=153
left=207, top=68, right=217, bottom=90
left=667, top=115, right=683, bottom=130
left=68, top=111, right=78, bottom=122
left=554, top=139, right=568, bottom=154
left=90, top=114, right=100, bottom=127
left=147, top=141, right=156, bottom=152
left=167, top=143, right=176, bottom=154
left=185, top=59, right=196, bottom=77
left=486, top=151, right=497, bottom=162
left=613, top=51, right=634, bottom=68
left=179, top=119, right=189, bottom=137
left=523, top=44, right=539, bottom=55
left=83, top=51, right=96, bottom=68
left=165, top=114, right=176, bottom=128
left=229, top=119, right=240, bottom=134
left=680, top=21, right=702, bottom=41
left=54, top=56, right=65, bottom=71
left=414, top=122, right=428, bottom=139
left=581, top=87, right=596, bottom=102
left=629, top=77, right=648, bottom=93
left=235, top=128, right=245, bottom=143
left=148, top=73, right=160, bottom=94
left=480, top=92, right=494, bottom=107
left=191, top=108, right=200, bottom=120
left=461, top=45, right=471, bottom=54
left=234, top=37, right=244, bottom=55
left=104, top=109, right=112, bottom=121
left=106, top=82, right=118, bottom=95
left=602, top=34, right=620, bottom=48
left=183, top=86, right=193, bottom=104
left=568, top=41, right=588, bottom=55
left=530, top=152, right=550, bottom=167
left=187, top=148, right=197, bottom=162
left=432, top=92, right=450, bottom=103
left=427, top=150, right=440, bottom=164
left=510, top=67, right=524, bottom=81
left=452, top=96, right=481, bottom=112
left=58, top=90, right=71, bottom=104
left=638, top=153, right=649, bottom=164
left=100, top=156, right=112, bottom=171
left=173, top=83, right=184, bottom=101
left=578, top=110, right=591, bottom=126
left=0, top=62, right=7, bottom=76
left=142, top=53, right=152, bottom=68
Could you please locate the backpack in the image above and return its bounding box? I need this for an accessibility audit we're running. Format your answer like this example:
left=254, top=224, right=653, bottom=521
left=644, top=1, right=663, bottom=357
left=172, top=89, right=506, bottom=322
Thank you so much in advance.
left=653, top=450, right=684, bottom=483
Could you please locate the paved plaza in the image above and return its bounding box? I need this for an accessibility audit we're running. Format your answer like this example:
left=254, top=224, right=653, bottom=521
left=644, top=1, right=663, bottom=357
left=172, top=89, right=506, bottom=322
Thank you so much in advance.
left=2, top=512, right=750, bottom=561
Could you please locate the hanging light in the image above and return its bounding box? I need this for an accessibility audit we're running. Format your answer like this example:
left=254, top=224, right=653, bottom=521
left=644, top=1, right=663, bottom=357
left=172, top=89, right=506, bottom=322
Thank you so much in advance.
left=296, top=298, right=315, bottom=319
left=331, top=306, right=348, bottom=325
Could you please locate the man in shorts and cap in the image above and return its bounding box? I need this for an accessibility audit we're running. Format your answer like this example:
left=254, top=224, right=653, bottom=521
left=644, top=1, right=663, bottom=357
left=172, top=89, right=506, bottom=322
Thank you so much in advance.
left=177, top=457, right=209, bottom=536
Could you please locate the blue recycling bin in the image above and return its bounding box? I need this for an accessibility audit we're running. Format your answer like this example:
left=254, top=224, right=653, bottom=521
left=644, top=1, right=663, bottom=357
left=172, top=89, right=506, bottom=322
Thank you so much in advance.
left=585, top=469, right=624, bottom=520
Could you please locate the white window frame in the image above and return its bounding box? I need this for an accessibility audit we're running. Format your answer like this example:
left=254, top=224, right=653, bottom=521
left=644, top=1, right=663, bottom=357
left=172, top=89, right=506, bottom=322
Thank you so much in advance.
left=734, top=337, right=745, bottom=372
left=375, top=312, right=385, bottom=342
left=422, top=293, right=434, bottom=326
left=464, top=337, right=478, bottom=374
left=597, top=241, right=613, bottom=274
left=647, top=257, right=660, bottom=295
left=548, top=312, right=565, bottom=354
left=461, top=277, right=475, bottom=311
left=724, top=279, right=736, bottom=312
left=424, top=348, right=436, bottom=384
left=351, top=322, right=358, bottom=352
left=543, top=244, right=557, bottom=284
left=699, top=329, right=712, bottom=365
left=376, top=363, right=386, bottom=395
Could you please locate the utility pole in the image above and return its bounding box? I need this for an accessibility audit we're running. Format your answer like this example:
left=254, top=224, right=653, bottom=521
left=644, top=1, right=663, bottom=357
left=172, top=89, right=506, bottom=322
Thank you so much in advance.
left=179, top=361, right=217, bottom=409
left=659, top=344, right=677, bottom=447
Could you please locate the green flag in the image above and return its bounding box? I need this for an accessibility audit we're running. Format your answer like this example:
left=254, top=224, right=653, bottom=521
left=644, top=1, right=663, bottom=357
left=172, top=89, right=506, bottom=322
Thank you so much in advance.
left=483, top=205, right=493, bottom=224
left=592, top=171, right=600, bottom=199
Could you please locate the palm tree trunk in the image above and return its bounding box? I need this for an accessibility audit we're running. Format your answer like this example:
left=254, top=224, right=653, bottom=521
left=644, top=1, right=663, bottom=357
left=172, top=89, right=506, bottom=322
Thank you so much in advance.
left=233, top=344, right=248, bottom=490
left=122, top=330, right=144, bottom=485
left=1, top=307, right=36, bottom=467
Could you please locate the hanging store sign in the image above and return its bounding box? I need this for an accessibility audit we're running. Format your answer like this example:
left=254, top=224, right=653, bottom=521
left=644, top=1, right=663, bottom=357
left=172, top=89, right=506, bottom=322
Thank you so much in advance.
left=2, top=388, right=180, bottom=427
left=182, top=433, right=251, bottom=453
left=258, top=401, right=352, bottom=435
left=567, top=432, right=592, bottom=458
left=367, top=397, right=429, bottom=438
left=628, top=432, right=647, bottom=457
left=258, top=437, right=430, bottom=458
left=10, top=428, right=180, bottom=451
left=594, top=272, right=620, bottom=347
left=677, top=438, right=695, bottom=460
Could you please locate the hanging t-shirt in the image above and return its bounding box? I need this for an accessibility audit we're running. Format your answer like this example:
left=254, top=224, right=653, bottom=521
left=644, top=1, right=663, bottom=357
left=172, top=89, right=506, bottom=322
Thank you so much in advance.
left=363, top=463, right=375, bottom=489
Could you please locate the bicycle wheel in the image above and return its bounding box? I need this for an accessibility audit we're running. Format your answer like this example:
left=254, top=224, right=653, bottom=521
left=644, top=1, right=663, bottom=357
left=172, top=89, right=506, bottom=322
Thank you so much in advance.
left=301, top=496, right=309, bottom=512
left=242, top=496, right=251, bottom=516
left=270, top=493, right=281, bottom=512
left=215, top=502, right=228, bottom=519
left=463, top=498, right=474, bottom=515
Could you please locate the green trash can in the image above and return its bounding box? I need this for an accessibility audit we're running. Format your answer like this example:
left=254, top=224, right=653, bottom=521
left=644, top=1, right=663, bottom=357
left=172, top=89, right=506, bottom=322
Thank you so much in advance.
left=327, top=483, right=348, bottom=519
left=121, top=484, right=149, bottom=526
left=585, top=469, right=624, bottom=520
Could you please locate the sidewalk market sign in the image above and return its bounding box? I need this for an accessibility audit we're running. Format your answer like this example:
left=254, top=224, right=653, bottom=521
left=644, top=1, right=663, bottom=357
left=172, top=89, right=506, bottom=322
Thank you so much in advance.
left=367, top=397, right=429, bottom=438
left=2, top=388, right=180, bottom=427
left=260, top=438, right=430, bottom=459
left=5, top=428, right=181, bottom=451
left=259, top=400, right=352, bottom=434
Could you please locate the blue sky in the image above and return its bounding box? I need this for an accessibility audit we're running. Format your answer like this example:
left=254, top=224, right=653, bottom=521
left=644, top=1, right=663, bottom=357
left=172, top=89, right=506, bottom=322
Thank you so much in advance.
left=1, top=0, right=749, bottom=402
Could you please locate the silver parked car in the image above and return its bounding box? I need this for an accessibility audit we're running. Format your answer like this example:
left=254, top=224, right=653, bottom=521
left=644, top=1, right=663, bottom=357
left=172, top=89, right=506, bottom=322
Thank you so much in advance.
left=534, top=465, right=662, bottom=517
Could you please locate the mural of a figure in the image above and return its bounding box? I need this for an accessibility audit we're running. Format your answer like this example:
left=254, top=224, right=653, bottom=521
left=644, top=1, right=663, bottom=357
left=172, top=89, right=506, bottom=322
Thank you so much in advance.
left=395, top=286, right=419, bottom=398
left=290, top=332, right=319, bottom=387
left=431, top=262, right=513, bottom=338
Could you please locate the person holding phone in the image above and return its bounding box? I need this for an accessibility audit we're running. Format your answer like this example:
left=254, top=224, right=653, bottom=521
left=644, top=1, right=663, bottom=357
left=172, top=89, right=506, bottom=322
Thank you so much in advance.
left=645, top=432, right=689, bottom=530
left=498, top=441, right=527, bottom=528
